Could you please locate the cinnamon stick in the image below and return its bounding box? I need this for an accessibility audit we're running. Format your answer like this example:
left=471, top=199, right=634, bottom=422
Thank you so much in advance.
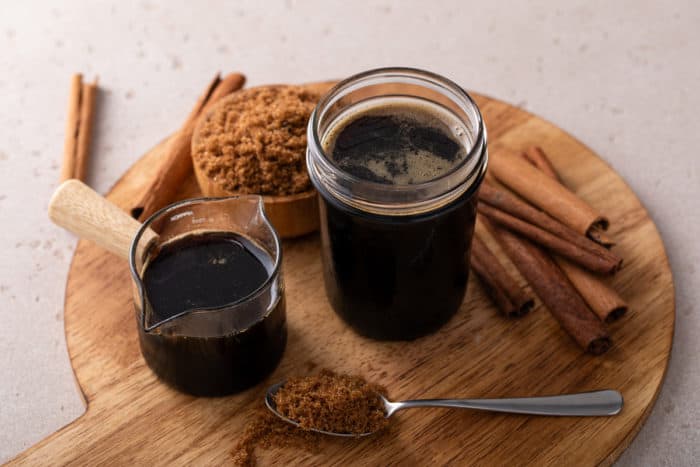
left=521, top=146, right=627, bottom=322
left=470, top=234, right=534, bottom=317
left=488, top=145, right=609, bottom=237
left=60, top=74, right=82, bottom=182
left=555, top=258, right=627, bottom=322
left=522, top=146, right=560, bottom=181
left=522, top=146, right=615, bottom=248
left=586, top=225, right=615, bottom=249
left=478, top=183, right=622, bottom=274
left=483, top=218, right=611, bottom=354
left=131, top=72, right=246, bottom=220
left=60, top=74, right=98, bottom=182
left=74, top=80, right=97, bottom=181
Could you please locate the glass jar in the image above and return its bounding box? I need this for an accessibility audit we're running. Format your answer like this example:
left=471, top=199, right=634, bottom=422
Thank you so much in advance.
left=306, top=67, right=487, bottom=340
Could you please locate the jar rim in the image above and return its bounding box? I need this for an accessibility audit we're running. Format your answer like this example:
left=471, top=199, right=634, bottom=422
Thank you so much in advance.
left=306, top=67, right=488, bottom=216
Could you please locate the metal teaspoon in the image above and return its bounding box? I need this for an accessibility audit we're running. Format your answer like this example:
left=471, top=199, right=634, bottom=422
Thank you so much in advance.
left=265, top=381, right=623, bottom=437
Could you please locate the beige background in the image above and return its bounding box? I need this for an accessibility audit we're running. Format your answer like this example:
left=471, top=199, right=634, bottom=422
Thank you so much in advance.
left=1, top=0, right=698, bottom=464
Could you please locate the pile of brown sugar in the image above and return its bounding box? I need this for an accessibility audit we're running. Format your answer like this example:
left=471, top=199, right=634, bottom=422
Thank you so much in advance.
left=231, top=406, right=320, bottom=466
left=192, top=85, right=320, bottom=196
left=231, top=370, right=389, bottom=466
left=274, top=369, right=389, bottom=435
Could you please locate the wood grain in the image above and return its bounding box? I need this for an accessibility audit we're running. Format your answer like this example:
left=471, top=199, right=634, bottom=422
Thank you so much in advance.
left=10, top=91, right=674, bottom=466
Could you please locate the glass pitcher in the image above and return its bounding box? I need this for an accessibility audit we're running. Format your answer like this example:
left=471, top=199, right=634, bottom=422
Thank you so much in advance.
left=130, top=196, right=286, bottom=397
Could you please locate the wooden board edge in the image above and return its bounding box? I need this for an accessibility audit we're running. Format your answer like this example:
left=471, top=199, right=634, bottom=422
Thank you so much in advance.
left=599, top=292, right=676, bottom=466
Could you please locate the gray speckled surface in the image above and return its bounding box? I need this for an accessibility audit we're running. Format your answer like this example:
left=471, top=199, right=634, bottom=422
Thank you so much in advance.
left=1, top=0, right=698, bottom=463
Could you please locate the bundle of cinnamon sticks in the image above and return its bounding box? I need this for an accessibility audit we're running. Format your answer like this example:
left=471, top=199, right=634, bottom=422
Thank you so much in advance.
left=60, top=74, right=98, bottom=183
left=470, top=145, right=627, bottom=355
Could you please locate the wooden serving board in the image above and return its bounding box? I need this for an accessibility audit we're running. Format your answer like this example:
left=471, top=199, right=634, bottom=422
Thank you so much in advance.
left=11, top=88, right=674, bottom=466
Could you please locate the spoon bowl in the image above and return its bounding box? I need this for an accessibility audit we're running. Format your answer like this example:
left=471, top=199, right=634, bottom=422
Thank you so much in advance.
left=265, top=381, right=623, bottom=437
left=264, top=381, right=378, bottom=438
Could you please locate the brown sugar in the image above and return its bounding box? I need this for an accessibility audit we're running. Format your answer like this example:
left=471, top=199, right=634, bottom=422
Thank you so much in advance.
left=231, top=370, right=389, bottom=466
left=231, top=406, right=320, bottom=467
left=273, top=369, right=389, bottom=435
left=192, top=85, right=319, bottom=196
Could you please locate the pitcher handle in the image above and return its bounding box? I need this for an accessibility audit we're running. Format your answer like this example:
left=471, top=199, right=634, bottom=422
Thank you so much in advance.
left=48, top=180, right=157, bottom=261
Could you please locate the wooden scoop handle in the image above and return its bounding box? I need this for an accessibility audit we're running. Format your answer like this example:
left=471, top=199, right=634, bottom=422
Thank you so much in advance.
left=49, top=179, right=148, bottom=261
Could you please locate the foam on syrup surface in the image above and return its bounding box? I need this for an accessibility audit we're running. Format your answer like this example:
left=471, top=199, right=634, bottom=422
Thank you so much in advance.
left=321, top=97, right=471, bottom=185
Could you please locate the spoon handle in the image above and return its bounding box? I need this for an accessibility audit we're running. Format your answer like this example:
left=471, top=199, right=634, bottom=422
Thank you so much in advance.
left=390, top=390, right=623, bottom=417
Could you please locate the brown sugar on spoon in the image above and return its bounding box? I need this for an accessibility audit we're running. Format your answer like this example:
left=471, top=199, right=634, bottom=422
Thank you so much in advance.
left=274, top=370, right=390, bottom=435
left=192, top=85, right=320, bottom=196
left=231, top=370, right=389, bottom=466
